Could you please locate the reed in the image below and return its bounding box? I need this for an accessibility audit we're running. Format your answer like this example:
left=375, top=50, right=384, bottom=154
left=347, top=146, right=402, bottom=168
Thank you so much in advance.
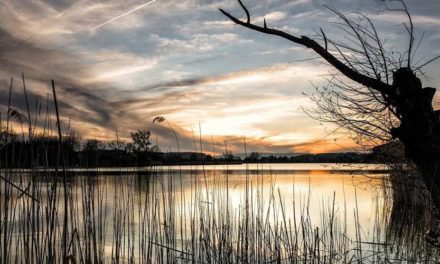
left=1, top=160, right=440, bottom=263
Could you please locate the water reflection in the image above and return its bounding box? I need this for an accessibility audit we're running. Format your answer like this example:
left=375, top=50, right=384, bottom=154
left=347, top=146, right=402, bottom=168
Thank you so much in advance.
left=1, top=163, right=438, bottom=263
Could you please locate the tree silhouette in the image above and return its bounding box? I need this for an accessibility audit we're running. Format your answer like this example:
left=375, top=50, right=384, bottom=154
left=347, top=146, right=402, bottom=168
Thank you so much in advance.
left=130, top=129, right=152, bottom=153
left=220, top=0, right=440, bottom=205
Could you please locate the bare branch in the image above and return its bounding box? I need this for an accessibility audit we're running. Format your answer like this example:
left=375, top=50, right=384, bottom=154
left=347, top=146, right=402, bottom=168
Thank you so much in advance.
left=414, top=55, right=440, bottom=71
left=382, top=0, right=415, bottom=68
left=325, top=6, right=380, bottom=80
left=237, top=0, right=250, bottom=24
left=320, top=28, right=328, bottom=51
left=219, top=3, right=392, bottom=95
left=400, top=0, right=414, bottom=68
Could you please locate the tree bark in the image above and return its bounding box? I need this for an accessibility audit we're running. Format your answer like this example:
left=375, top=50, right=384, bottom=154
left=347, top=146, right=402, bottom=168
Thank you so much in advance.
left=390, top=68, right=440, bottom=206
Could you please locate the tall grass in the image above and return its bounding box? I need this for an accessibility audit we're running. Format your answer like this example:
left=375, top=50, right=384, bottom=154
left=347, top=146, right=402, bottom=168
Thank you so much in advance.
left=0, top=165, right=439, bottom=263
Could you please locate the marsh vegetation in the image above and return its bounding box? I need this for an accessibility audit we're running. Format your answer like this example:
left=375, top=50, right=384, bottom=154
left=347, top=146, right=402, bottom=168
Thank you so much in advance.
left=1, top=163, right=439, bottom=263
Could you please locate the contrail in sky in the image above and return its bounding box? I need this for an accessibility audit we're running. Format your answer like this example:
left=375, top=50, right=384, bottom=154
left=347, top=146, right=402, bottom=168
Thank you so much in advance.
left=91, top=0, right=157, bottom=30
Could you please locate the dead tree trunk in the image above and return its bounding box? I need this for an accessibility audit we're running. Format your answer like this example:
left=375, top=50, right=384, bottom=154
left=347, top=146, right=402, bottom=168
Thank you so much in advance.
left=390, top=68, right=440, bottom=205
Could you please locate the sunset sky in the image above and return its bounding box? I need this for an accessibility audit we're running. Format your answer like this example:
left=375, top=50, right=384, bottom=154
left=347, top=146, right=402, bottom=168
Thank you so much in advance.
left=1, top=0, right=439, bottom=154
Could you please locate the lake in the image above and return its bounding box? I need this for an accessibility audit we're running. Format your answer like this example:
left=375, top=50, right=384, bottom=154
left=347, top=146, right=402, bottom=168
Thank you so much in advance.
left=1, top=163, right=438, bottom=263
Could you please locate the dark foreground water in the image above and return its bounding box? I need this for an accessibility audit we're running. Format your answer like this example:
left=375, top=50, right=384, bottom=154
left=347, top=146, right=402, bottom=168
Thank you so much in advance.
left=1, top=163, right=438, bottom=263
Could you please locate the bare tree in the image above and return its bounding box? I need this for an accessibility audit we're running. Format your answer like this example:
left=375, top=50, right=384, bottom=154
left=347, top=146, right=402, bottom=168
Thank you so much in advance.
left=220, top=0, right=440, bottom=205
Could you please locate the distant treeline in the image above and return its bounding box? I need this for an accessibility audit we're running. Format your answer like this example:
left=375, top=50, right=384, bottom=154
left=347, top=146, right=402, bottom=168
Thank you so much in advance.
left=0, top=129, right=220, bottom=168
left=1, top=128, right=404, bottom=168
left=243, top=150, right=396, bottom=164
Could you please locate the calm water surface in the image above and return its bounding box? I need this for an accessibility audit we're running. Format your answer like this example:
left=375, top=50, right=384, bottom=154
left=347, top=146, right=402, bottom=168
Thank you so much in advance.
left=71, top=164, right=388, bottom=255
left=3, top=163, right=437, bottom=262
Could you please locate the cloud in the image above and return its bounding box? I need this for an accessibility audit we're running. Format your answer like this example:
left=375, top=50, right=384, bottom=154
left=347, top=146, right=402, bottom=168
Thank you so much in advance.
left=253, top=11, right=287, bottom=24
left=373, top=12, right=440, bottom=28
left=152, top=33, right=252, bottom=53
left=137, top=62, right=328, bottom=92
left=82, top=51, right=159, bottom=83
left=1, top=0, right=439, bottom=154
left=203, top=20, right=234, bottom=27
left=0, top=27, right=153, bottom=139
